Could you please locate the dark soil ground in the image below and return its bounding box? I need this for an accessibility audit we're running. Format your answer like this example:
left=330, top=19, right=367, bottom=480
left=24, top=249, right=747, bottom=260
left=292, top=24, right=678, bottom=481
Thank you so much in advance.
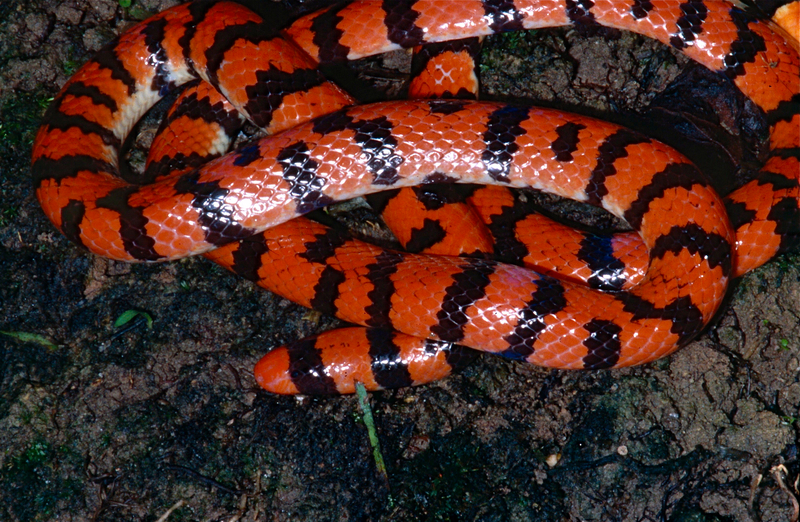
left=1, top=0, right=799, bottom=521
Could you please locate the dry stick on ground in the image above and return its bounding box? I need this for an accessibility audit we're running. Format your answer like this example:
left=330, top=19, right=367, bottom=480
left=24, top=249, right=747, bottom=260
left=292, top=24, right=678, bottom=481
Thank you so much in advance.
left=155, top=499, right=185, bottom=522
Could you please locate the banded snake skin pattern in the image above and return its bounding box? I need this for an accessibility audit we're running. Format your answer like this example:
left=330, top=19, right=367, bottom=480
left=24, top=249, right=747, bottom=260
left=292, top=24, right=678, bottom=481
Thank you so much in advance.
left=31, top=1, right=799, bottom=394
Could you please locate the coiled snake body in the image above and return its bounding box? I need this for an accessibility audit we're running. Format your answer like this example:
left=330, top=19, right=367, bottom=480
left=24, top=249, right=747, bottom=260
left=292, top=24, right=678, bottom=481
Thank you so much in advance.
left=32, top=1, right=799, bottom=394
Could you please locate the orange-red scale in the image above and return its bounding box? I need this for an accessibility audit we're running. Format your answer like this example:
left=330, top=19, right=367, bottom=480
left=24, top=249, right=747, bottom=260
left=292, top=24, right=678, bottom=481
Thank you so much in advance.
left=773, top=2, right=800, bottom=41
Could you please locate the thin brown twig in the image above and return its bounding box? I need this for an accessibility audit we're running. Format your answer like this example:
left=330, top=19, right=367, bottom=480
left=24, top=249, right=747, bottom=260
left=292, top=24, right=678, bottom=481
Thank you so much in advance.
left=155, top=500, right=185, bottom=522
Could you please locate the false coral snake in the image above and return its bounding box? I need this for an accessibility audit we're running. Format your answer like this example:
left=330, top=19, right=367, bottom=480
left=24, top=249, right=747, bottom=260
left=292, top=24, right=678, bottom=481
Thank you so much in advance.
left=31, top=1, right=799, bottom=394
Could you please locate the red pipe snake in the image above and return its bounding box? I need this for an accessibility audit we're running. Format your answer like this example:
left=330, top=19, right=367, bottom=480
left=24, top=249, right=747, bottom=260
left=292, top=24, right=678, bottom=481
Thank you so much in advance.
left=31, top=1, right=799, bottom=394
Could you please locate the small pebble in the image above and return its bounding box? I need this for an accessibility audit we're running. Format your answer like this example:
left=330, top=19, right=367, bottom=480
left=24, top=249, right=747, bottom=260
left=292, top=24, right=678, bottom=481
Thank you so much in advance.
left=545, top=453, right=560, bottom=468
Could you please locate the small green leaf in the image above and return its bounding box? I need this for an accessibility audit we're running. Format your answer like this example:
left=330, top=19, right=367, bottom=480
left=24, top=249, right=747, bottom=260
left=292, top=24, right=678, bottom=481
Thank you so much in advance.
left=1, top=331, right=58, bottom=350
left=114, top=310, right=153, bottom=329
left=119, top=0, right=132, bottom=7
